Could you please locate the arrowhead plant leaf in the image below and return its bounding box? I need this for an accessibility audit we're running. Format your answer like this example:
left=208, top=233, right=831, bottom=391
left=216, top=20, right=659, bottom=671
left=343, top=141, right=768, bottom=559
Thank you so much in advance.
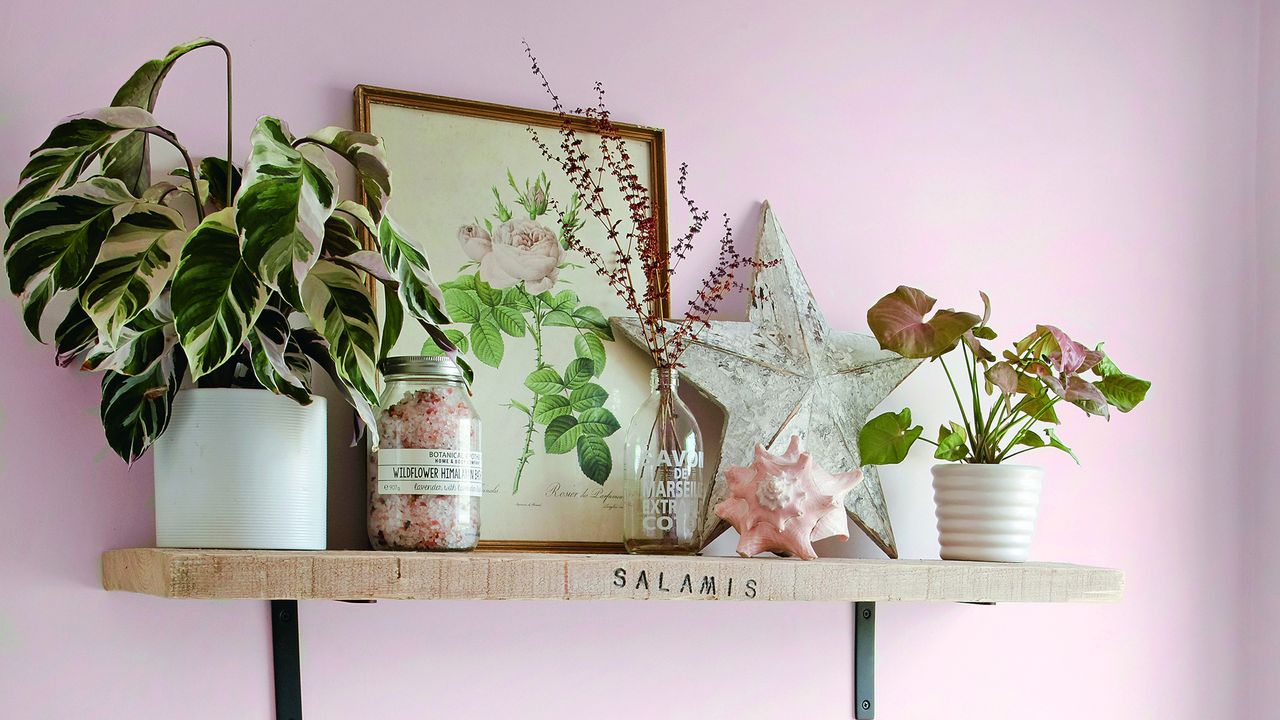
left=858, top=409, right=923, bottom=466
left=866, top=286, right=981, bottom=359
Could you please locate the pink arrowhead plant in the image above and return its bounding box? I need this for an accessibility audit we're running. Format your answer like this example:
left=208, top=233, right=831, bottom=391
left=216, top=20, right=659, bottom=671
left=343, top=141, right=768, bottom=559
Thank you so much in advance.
left=859, top=286, right=1151, bottom=466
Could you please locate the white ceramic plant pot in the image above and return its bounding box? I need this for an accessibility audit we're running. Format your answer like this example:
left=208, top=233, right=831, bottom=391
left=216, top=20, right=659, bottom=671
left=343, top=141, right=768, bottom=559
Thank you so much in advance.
left=932, top=464, right=1043, bottom=563
left=153, top=389, right=327, bottom=549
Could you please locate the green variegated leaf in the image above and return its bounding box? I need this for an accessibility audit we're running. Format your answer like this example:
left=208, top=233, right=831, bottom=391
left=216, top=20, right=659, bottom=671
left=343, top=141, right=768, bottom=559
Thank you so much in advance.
left=5, top=177, right=137, bottom=339
left=248, top=306, right=312, bottom=404
left=298, top=128, right=391, bottom=222
left=171, top=208, right=268, bottom=379
left=330, top=250, right=393, bottom=282
left=569, top=382, right=608, bottom=411
left=576, top=435, right=611, bottom=485
left=53, top=303, right=98, bottom=367
left=100, top=347, right=186, bottom=464
left=300, top=259, right=380, bottom=412
left=379, top=215, right=449, bottom=327
left=294, top=327, right=378, bottom=444
left=322, top=206, right=364, bottom=257
left=237, top=117, right=338, bottom=302
left=380, top=289, right=404, bottom=362
left=198, top=157, right=242, bottom=210
left=78, top=202, right=184, bottom=343
left=5, top=107, right=160, bottom=224
left=101, top=38, right=222, bottom=196
left=83, top=306, right=175, bottom=376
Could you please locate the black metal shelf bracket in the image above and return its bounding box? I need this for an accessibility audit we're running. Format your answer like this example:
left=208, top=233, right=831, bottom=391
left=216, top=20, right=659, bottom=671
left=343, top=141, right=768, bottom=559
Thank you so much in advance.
left=271, top=600, right=303, bottom=720
left=854, top=601, right=876, bottom=719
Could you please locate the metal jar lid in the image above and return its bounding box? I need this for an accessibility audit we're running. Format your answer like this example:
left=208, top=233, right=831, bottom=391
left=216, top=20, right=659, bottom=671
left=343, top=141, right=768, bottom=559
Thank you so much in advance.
left=380, top=355, right=466, bottom=383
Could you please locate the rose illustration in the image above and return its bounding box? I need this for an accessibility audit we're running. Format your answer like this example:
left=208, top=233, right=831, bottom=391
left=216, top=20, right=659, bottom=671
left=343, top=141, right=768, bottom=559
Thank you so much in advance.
left=459, top=218, right=562, bottom=293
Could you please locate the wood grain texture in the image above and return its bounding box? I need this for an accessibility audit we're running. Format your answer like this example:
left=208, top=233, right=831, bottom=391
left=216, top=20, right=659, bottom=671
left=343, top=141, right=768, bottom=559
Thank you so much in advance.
left=102, top=549, right=1124, bottom=603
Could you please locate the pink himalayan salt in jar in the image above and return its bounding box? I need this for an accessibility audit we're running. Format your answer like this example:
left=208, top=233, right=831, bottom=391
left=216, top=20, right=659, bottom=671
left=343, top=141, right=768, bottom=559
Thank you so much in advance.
left=369, top=356, right=481, bottom=551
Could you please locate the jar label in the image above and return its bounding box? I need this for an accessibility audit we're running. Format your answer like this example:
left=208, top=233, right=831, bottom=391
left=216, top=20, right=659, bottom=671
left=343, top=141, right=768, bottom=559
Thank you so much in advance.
left=377, top=449, right=483, bottom=496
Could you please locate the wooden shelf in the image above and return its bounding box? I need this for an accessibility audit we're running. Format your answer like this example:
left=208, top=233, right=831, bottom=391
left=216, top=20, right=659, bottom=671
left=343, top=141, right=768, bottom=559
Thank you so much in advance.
left=102, top=548, right=1123, bottom=603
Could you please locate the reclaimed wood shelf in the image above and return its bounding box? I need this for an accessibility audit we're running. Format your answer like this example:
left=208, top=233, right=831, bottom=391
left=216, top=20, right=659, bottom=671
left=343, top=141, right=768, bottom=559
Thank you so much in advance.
left=101, top=548, right=1123, bottom=603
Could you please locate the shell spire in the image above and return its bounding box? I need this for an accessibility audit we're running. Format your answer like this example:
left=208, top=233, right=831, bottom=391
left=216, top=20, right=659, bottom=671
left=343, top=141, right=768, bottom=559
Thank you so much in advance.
left=714, top=435, right=861, bottom=559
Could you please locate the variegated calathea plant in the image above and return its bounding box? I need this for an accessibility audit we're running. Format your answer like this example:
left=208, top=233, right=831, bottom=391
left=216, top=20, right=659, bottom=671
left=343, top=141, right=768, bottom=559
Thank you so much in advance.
left=2, top=38, right=454, bottom=463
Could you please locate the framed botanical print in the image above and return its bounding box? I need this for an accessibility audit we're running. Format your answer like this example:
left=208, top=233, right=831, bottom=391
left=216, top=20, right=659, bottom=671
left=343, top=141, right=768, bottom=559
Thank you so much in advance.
left=354, top=86, right=669, bottom=552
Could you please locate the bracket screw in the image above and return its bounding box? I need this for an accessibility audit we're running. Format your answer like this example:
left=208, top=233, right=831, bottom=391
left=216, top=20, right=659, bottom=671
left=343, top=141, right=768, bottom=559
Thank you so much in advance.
left=861, top=608, right=872, bottom=620
left=861, top=700, right=872, bottom=711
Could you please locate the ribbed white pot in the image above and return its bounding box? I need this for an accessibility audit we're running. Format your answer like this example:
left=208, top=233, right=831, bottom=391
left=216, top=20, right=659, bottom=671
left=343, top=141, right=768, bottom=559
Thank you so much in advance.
left=153, top=389, right=327, bottom=549
left=932, top=464, right=1043, bottom=563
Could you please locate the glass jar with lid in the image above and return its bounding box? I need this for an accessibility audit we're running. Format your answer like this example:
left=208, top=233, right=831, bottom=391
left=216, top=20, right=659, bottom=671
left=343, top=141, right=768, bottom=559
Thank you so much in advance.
left=368, top=356, right=482, bottom=551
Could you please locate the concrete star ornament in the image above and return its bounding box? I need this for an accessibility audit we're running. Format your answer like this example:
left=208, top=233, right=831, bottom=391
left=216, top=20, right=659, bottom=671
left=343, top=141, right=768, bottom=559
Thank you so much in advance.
left=715, top=436, right=861, bottom=559
left=612, top=202, right=921, bottom=556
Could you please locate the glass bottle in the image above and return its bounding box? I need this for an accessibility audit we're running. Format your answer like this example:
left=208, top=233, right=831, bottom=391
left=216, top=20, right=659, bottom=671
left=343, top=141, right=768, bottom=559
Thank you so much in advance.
left=368, top=356, right=481, bottom=551
left=623, top=367, right=706, bottom=554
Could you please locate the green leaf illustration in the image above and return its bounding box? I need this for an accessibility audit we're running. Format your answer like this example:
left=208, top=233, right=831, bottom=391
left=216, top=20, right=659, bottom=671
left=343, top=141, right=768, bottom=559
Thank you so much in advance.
left=572, top=306, right=612, bottom=338
left=443, top=288, right=480, bottom=323
left=574, top=333, right=606, bottom=374
left=469, top=320, right=504, bottom=368
left=475, top=279, right=500, bottom=308
left=524, top=367, right=565, bottom=395
left=569, top=382, right=608, bottom=411
left=576, top=435, right=611, bottom=485
left=421, top=328, right=467, bottom=357
left=563, top=357, right=594, bottom=389
left=544, top=414, right=582, bottom=454
left=533, top=395, right=572, bottom=424
left=577, top=407, right=621, bottom=437
left=492, top=305, right=526, bottom=337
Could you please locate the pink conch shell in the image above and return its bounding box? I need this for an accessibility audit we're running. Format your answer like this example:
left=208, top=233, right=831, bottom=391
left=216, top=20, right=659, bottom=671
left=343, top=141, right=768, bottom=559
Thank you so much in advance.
left=714, top=435, right=862, bottom=560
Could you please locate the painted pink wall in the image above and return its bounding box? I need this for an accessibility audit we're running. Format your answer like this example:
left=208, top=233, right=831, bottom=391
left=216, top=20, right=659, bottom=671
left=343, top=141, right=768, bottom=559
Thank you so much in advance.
left=1248, top=0, right=1279, bottom=717
left=0, top=1, right=1263, bottom=717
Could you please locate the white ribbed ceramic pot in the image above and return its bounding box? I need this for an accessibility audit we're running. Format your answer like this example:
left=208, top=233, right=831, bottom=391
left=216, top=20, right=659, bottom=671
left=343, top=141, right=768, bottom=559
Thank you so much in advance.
left=153, top=389, right=327, bottom=549
left=932, top=464, right=1043, bottom=563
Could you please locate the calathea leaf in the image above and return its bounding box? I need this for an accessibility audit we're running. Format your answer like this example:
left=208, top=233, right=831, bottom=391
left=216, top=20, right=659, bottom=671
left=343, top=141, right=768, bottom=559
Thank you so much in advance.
left=322, top=201, right=377, bottom=257
left=171, top=208, right=268, bottom=379
left=102, top=37, right=222, bottom=196
left=300, top=260, right=381, bottom=416
left=237, top=117, right=338, bottom=302
left=298, top=128, right=391, bottom=222
left=54, top=303, right=98, bottom=367
left=100, top=347, right=186, bottom=464
left=83, top=305, right=176, bottom=376
left=198, top=157, right=242, bottom=210
left=5, top=177, right=137, bottom=340
left=248, top=305, right=312, bottom=404
left=293, top=327, right=377, bottom=445
left=5, top=107, right=161, bottom=224
left=379, top=215, right=450, bottom=327
left=380, top=289, right=404, bottom=363
left=78, top=202, right=185, bottom=343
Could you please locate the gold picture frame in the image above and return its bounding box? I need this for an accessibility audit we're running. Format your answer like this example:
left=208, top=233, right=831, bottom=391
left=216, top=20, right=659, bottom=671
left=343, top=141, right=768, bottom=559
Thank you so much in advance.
left=355, top=85, right=669, bottom=553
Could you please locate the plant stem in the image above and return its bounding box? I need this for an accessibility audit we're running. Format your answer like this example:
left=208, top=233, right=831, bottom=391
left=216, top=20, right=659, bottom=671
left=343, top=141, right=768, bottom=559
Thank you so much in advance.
left=938, top=355, right=975, bottom=450
left=210, top=41, right=234, bottom=205
left=512, top=298, right=544, bottom=494
left=139, top=128, right=203, bottom=223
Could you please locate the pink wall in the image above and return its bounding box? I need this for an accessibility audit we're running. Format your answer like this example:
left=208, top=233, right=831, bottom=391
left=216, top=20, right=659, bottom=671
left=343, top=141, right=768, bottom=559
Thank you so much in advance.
left=1248, top=0, right=1279, bottom=716
left=0, top=1, right=1264, bottom=717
